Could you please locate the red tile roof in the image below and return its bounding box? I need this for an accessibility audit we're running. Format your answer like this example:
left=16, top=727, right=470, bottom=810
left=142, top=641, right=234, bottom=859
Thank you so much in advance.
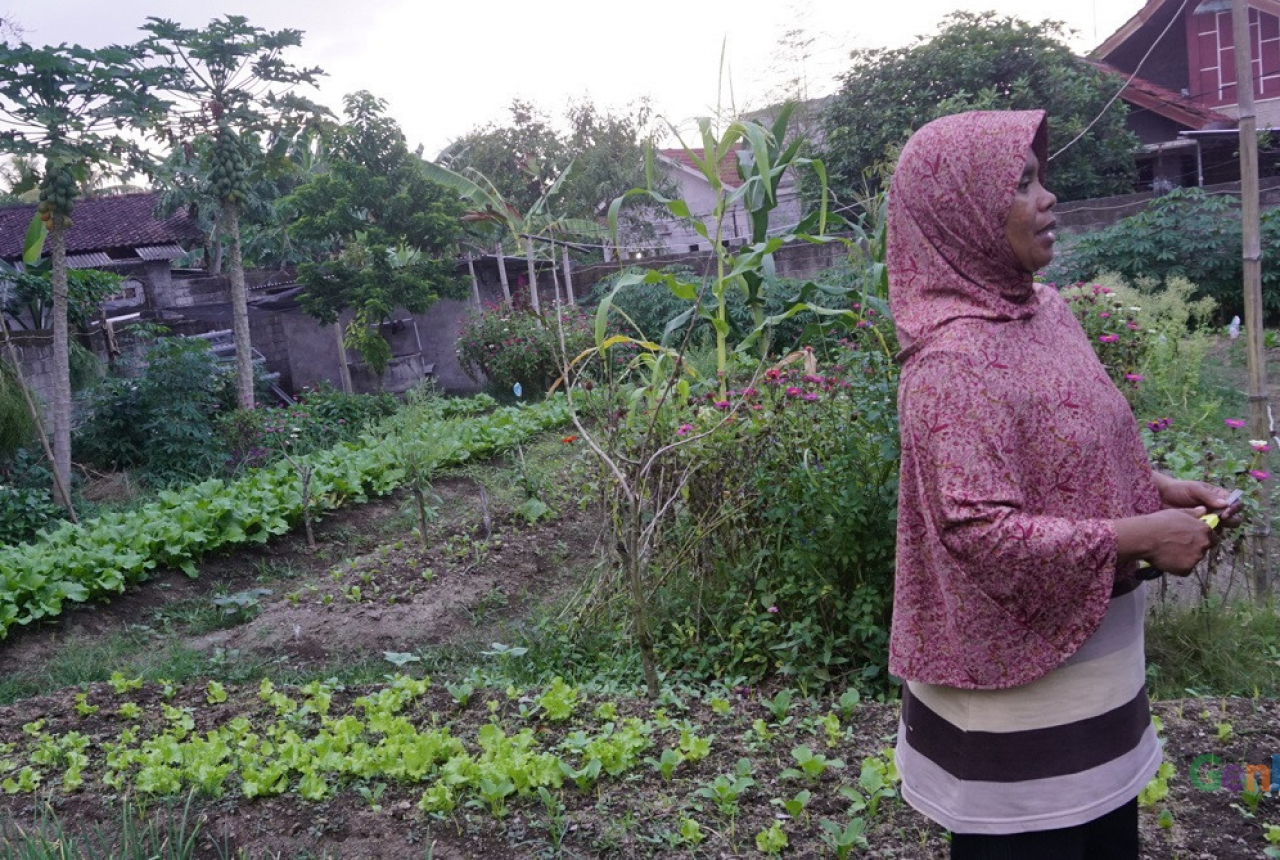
left=1087, top=60, right=1233, bottom=130
left=0, top=192, right=202, bottom=262
left=659, top=145, right=744, bottom=188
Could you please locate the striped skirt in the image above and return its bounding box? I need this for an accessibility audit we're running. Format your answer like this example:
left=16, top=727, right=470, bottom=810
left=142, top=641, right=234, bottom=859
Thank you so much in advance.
left=894, top=583, right=1161, bottom=835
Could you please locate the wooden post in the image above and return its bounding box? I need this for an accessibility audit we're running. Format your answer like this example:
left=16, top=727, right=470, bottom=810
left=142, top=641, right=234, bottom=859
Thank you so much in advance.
left=465, top=253, right=482, bottom=308
left=495, top=240, right=511, bottom=305
left=562, top=244, right=576, bottom=305
left=1232, top=0, right=1272, bottom=597
left=524, top=235, right=542, bottom=316
left=333, top=321, right=353, bottom=394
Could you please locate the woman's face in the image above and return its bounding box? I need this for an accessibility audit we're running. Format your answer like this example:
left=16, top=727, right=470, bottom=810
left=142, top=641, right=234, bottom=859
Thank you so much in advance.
left=1003, top=146, right=1057, bottom=273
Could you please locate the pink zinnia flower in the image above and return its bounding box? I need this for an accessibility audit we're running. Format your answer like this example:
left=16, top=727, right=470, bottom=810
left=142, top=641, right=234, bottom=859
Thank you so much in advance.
left=1251, top=469, right=1270, bottom=481
left=1125, top=374, right=1144, bottom=383
left=714, top=400, right=730, bottom=410
left=1099, top=312, right=1111, bottom=318
left=676, top=423, right=694, bottom=436
left=766, top=606, right=779, bottom=614
left=1099, top=334, right=1119, bottom=343
left=803, top=393, right=820, bottom=402
left=1226, top=419, right=1247, bottom=429
left=1251, top=440, right=1271, bottom=452
left=785, top=386, right=801, bottom=397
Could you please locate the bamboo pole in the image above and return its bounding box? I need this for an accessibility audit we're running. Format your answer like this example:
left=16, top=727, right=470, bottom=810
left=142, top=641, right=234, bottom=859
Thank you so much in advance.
left=1232, top=0, right=1272, bottom=597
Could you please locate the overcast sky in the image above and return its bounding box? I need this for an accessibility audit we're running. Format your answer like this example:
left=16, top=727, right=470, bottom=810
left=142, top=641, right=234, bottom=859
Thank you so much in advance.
left=9, top=1, right=1142, bottom=156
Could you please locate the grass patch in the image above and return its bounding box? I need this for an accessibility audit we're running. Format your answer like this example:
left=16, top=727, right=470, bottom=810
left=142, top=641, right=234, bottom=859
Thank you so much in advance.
left=1146, top=597, right=1280, bottom=698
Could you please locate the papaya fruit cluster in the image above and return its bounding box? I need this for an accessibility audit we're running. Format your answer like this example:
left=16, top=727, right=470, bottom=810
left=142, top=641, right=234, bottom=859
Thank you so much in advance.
left=36, top=166, right=76, bottom=229
left=208, top=125, right=250, bottom=205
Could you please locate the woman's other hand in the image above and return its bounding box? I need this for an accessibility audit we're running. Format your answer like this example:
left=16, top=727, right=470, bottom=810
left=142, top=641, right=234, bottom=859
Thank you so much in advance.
left=1116, top=508, right=1217, bottom=576
left=1152, top=474, right=1243, bottom=529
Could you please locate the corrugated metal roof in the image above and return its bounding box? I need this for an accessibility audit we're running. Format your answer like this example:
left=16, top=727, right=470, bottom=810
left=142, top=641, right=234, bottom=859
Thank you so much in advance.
left=135, top=244, right=186, bottom=261
left=66, top=252, right=115, bottom=269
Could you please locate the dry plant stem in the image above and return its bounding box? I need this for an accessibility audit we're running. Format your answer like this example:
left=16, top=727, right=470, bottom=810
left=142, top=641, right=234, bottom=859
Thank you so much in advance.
left=280, top=450, right=316, bottom=550
left=477, top=480, right=491, bottom=541
left=412, top=482, right=430, bottom=550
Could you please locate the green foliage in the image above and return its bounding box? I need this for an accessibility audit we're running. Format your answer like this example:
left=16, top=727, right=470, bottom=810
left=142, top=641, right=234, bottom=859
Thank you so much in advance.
left=585, top=263, right=861, bottom=352
left=217, top=385, right=397, bottom=471
left=74, top=338, right=229, bottom=484
left=442, top=98, right=666, bottom=230
left=819, top=12, right=1137, bottom=202
left=0, top=358, right=36, bottom=460
left=456, top=304, right=593, bottom=396
left=0, top=393, right=571, bottom=638
left=0, top=451, right=64, bottom=546
left=641, top=335, right=900, bottom=693
left=1146, top=598, right=1280, bottom=698
left=1060, top=276, right=1219, bottom=416
left=0, top=268, right=124, bottom=331
left=1047, top=188, right=1280, bottom=322
left=287, top=92, right=466, bottom=371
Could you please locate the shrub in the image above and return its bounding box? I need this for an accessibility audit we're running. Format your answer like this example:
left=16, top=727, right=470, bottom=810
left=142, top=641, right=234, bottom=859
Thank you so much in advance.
left=456, top=304, right=593, bottom=397
left=74, top=338, right=230, bottom=484
left=1046, top=187, right=1280, bottom=322
left=217, top=386, right=399, bottom=472
left=0, top=359, right=36, bottom=461
left=592, top=322, right=901, bottom=694
left=585, top=264, right=863, bottom=353
left=0, top=450, right=64, bottom=546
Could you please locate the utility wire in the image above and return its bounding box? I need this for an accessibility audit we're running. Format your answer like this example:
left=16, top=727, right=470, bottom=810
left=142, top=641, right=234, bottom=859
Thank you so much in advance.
left=1051, top=0, right=1194, bottom=162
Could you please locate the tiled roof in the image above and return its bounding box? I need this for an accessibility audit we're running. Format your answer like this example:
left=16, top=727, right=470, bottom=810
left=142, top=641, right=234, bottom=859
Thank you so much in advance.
left=659, top=145, right=744, bottom=188
left=1087, top=60, right=1234, bottom=129
left=0, top=192, right=202, bottom=262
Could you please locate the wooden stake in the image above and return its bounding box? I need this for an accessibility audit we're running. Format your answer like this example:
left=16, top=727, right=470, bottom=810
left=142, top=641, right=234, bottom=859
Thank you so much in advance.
left=1232, top=0, right=1271, bottom=597
left=562, top=244, right=576, bottom=306
left=465, top=253, right=482, bottom=308
left=495, top=240, right=511, bottom=305
left=333, top=321, right=352, bottom=394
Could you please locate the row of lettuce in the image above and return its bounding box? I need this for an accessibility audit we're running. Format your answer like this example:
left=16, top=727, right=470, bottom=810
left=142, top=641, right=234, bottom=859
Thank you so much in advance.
left=0, top=394, right=573, bottom=640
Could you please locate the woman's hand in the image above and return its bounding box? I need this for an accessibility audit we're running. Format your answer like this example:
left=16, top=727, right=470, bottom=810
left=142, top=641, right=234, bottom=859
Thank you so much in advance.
left=1152, top=474, right=1243, bottom=529
left=1115, top=508, right=1217, bottom=576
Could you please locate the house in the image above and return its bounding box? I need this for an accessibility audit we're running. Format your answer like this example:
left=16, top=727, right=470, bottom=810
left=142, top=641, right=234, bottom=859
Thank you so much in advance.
left=617, top=145, right=804, bottom=257
left=1090, top=0, right=1280, bottom=188
left=0, top=191, right=484, bottom=398
left=0, top=192, right=201, bottom=313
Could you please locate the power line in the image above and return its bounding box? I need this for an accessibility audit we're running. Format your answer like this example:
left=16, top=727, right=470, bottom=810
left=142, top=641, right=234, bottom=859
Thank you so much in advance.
left=1051, top=0, right=1195, bottom=162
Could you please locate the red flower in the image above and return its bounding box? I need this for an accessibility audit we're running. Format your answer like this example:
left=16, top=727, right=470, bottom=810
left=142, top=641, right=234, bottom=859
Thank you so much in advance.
left=561, top=435, right=578, bottom=444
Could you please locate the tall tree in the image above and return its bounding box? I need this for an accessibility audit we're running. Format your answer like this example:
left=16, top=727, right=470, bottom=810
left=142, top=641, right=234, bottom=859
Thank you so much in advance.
left=142, top=15, right=325, bottom=408
left=820, top=12, right=1138, bottom=202
left=0, top=41, right=169, bottom=504
left=285, top=92, right=465, bottom=377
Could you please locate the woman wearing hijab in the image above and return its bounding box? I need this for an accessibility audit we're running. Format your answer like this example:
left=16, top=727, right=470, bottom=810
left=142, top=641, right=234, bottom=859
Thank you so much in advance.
left=886, top=110, right=1238, bottom=859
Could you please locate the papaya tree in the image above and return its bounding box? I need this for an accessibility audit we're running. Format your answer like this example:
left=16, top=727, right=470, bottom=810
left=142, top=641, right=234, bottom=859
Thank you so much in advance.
left=142, top=15, right=326, bottom=408
left=0, top=40, right=170, bottom=506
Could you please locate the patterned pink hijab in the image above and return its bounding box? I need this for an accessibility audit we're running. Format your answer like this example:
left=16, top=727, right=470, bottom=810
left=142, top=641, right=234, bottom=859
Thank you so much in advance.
left=889, top=110, right=1049, bottom=362
left=886, top=111, right=1160, bottom=689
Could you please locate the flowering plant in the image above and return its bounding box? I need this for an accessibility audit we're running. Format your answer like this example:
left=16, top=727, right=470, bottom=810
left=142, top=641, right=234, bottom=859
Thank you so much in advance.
left=456, top=304, right=593, bottom=397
